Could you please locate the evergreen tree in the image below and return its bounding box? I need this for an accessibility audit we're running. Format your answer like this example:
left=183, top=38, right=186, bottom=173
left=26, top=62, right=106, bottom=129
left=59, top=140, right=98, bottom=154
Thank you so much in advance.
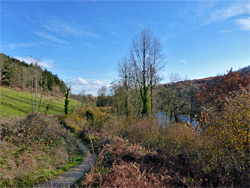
left=64, top=88, right=70, bottom=115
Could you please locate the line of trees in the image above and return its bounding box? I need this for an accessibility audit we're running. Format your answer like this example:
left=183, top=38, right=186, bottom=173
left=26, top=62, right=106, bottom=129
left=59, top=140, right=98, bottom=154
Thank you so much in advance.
left=71, top=90, right=96, bottom=107
left=157, top=73, right=200, bottom=123
left=97, top=29, right=199, bottom=121
left=108, top=29, right=165, bottom=118
left=95, top=30, right=250, bottom=122
left=0, top=53, right=67, bottom=94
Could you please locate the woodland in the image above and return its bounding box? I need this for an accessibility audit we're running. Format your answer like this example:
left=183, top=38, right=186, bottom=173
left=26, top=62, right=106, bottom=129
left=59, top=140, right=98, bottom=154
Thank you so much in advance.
left=0, top=30, right=249, bottom=187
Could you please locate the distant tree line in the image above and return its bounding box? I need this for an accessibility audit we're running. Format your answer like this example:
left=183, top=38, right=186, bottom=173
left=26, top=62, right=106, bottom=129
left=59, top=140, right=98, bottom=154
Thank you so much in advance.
left=97, top=68, right=249, bottom=122
left=0, top=53, right=67, bottom=94
left=71, top=92, right=96, bottom=107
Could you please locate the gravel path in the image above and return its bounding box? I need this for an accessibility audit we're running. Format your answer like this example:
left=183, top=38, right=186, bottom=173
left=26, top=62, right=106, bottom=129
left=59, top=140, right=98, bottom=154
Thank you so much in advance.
left=35, top=141, right=95, bottom=188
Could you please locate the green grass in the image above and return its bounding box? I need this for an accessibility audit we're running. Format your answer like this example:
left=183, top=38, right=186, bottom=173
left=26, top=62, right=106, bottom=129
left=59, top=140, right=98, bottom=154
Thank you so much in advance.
left=0, top=154, right=84, bottom=187
left=0, top=87, right=82, bottom=117
left=34, top=155, right=84, bottom=187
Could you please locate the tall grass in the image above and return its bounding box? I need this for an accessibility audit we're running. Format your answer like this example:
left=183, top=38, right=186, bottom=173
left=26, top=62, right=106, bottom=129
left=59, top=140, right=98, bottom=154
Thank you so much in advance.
left=0, top=114, right=82, bottom=187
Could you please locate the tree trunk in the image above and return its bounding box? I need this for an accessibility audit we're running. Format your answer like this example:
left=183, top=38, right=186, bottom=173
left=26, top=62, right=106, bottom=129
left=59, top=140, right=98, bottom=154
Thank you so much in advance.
left=151, top=84, right=153, bottom=120
left=38, top=78, right=43, bottom=113
left=35, top=77, right=37, bottom=113
left=31, top=78, right=34, bottom=114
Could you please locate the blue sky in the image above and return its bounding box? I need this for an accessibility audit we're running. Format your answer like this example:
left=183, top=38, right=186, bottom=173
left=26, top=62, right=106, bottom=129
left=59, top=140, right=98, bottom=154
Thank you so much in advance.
left=1, top=0, right=250, bottom=95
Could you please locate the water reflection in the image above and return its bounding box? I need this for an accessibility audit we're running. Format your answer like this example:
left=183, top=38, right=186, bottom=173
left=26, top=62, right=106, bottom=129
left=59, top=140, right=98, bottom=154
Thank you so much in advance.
left=156, top=111, right=198, bottom=128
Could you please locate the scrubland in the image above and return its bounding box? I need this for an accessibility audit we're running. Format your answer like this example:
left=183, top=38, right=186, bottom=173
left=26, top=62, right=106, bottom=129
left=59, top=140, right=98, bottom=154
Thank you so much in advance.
left=0, top=114, right=82, bottom=187
left=63, top=89, right=250, bottom=187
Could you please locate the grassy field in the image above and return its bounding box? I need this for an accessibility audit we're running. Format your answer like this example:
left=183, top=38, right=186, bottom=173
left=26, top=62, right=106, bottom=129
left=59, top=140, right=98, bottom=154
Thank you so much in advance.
left=0, top=87, right=82, bottom=117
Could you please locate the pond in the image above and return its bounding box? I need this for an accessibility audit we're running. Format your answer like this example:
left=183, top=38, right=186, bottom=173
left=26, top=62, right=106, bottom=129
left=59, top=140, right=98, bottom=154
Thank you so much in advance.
left=156, top=111, right=198, bottom=128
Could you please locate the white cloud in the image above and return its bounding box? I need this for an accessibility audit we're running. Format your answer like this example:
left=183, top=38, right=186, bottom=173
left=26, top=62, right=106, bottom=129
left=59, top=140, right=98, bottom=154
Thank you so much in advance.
left=220, top=30, right=231, bottom=33
left=236, top=17, right=250, bottom=31
left=76, top=77, right=89, bottom=85
left=180, top=60, right=187, bottom=64
left=15, top=56, right=53, bottom=69
left=207, top=2, right=250, bottom=24
left=89, top=80, right=104, bottom=85
left=34, top=31, right=69, bottom=44
left=42, top=19, right=99, bottom=39
left=75, top=77, right=104, bottom=86
left=43, top=19, right=81, bottom=36
left=2, top=42, right=45, bottom=50
left=70, top=77, right=107, bottom=95
left=71, top=85, right=101, bottom=96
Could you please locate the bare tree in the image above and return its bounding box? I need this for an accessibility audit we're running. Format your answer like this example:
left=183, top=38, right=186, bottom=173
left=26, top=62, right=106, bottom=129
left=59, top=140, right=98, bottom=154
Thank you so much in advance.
left=80, top=89, right=86, bottom=106
left=117, top=57, right=133, bottom=116
left=149, top=38, right=165, bottom=118
left=38, top=72, right=44, bottom=112
left=159, top=73, right=188, bottom=123
left=98, top=86, right=107, bottom=96
left=28, top=56, right=42, bottom=113
left=130, top=29, right=165, bottom=117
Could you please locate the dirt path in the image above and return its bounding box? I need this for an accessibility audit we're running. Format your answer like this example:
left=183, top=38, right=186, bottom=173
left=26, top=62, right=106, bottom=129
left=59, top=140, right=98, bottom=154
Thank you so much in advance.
left=35, top=141, right=95, bottom=188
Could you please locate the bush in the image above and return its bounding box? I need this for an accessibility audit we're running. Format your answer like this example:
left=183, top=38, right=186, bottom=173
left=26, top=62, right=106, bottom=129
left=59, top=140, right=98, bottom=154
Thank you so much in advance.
left=199, top=89, right=250, bottom=186
left=66, top=93, right=249, bottom=187
left=82, top=136, right=203, bottom=187
left=0, top=114, right=82, bottom=187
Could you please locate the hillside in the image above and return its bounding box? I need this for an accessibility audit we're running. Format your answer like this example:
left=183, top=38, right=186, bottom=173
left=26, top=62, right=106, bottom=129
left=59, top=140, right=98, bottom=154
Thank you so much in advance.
left=0, top=86, right=82, bottom=117
left=0, top=53, right=67, bottom=94
left=191, top=66, right=250, bottom=85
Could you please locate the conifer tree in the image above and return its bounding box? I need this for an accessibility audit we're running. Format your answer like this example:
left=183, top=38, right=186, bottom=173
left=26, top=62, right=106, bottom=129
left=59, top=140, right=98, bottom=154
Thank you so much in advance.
left=64, top=88, right=70, bottom=115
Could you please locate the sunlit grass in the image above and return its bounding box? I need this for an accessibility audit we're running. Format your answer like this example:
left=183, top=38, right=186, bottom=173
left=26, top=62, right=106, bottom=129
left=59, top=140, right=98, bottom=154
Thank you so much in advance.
left=0, top=87, right=82, bottom=117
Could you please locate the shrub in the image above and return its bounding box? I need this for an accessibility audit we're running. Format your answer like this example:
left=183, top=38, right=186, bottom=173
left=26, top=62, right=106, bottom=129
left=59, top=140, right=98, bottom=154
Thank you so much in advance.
left=199, top=89, right=250, bottom=186
left=0, top=114, right=82, bottom=187
left=82, top=136, right=204, bottom=187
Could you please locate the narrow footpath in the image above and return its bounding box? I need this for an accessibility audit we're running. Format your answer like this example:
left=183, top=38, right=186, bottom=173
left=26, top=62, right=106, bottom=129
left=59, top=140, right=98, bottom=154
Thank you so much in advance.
left=35, top=142, right=95, bottom=188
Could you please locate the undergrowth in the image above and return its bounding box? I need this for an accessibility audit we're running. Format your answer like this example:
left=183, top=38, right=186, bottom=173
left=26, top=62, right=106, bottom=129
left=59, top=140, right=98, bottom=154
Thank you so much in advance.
left=63, top=94, right=249, bottom=187
left=0, top=114, right=82, bottom=187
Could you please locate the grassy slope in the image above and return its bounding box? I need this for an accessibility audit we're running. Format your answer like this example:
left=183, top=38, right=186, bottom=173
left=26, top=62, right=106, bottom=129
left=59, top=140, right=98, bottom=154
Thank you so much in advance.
left=0, top=114, right=83, bottom=187
left=0, top=87, right=82, bottom=117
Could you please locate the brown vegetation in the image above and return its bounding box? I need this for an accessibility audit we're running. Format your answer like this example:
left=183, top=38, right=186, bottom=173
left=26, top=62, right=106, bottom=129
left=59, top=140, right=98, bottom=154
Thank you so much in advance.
left=0, top=114, right=82, bottom=187
left=64, top=89, right=250, bottom=187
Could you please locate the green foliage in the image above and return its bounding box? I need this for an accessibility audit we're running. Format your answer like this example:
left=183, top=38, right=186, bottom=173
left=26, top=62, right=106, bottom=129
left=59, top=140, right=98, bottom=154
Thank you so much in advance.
left=45, top=102, right=51, bottom=115
left=86, top=110, right=95, bottom=126
left=0, top=87, right=82, bottom=117
left=140, top=85, right=151, bottom=117
left=1, top=61, right=14, bottom=86
left=157, top=80, right=199, bottom=123
left=64, top=89, right=70, bottom=115
left=96, top=94, right=112, bottom=107
left=199, top=89, right=250, bottom=186
left=0, top=53, right=67, bottom=94
left=65, top=99, right=249, bottom=187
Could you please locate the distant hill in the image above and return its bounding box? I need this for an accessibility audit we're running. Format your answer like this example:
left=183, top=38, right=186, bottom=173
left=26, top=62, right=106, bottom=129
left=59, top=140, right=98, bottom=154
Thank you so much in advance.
left=157, top=65, right=250, bottom=122
left=0, top=53, right=67, bottom=94
left=239, top=65, right=250, bottom=76
left=189, top=65, right=250, bottom=86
